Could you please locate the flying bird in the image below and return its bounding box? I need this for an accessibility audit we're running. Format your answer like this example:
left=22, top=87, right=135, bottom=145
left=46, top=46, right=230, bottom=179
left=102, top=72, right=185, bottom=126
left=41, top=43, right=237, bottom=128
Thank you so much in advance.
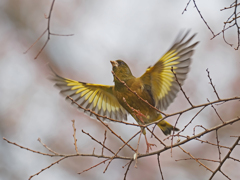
left=51, top=31, right=198, bottom=152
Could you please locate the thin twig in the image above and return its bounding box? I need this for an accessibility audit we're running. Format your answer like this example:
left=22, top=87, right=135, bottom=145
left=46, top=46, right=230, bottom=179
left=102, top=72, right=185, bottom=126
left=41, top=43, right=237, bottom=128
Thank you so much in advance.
left=71, top=120, right=79, bottom=154
left=215, top=130, right=221, bottom=161
left=29, top=157, right=67, bottom=180
left=233, top=0, right=240, bottom=50
left=24, top=0, right=73, bottom=59
left=38, top=138, right=59, bottom=155
left=82, top=130, right=115, bottom=155
left=220, top=170, right=231, bottom=180
left=123, top=160, right=133, bottom=180
left=138, top=116, right=240, bottom=158
left=134, top=131, right=142, bottom=168
left=207, top=99, right=224, bottom=123
left=229, top=157, right=240, bottom=163
left=3, top=136, right=133, bottom=160
left=67, top=94, right=240, bottom=130
left=102, top=130, right=107, bottom=156
left=221, top=2, right=240, bottom=11
left=206, top=69, right=220, bottom=100
left=171, top=114, right=182, bottom=157
left=157, top=153, right=164, bottom=180
left=171, top=67, right=193, bottom=107
left=96, top=116, right=136, bottom=152
left=3, top=137, right=54, bottom=156
left=193, top=125, right=208, bottom=135
left=175, top=158, right=220, bottom=163
left=177, top=106, right=206, bottom=134
left=192, top=0, right=215, bottom=36
left=182, top=0, right=192, bottom=14
left=67, top=96, right=145, bottom=128
left=178, top=146, right=213, bottom=172
left=103, top=131, right=140, bottom=173
left=78, top=159, right=109, bottom=174
left=146, top=127, right=166, bottom=147
left=209, top=137, right=240, bottom=179
left=222, top=14, right=235, bottom=47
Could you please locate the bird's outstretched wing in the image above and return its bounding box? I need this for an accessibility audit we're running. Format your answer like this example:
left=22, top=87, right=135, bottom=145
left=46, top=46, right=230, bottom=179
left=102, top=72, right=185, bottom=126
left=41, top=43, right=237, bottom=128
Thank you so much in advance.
left=51, top=70, right=128, bottom=121
left=140, top=31, right=199, bottom=110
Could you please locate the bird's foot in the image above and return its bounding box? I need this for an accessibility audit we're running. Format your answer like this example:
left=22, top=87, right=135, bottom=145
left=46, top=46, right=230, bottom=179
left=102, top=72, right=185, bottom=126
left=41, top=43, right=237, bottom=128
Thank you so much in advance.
left=145, top=142, right=157, bottom=153
left=144, top=134, right=157, bottom=153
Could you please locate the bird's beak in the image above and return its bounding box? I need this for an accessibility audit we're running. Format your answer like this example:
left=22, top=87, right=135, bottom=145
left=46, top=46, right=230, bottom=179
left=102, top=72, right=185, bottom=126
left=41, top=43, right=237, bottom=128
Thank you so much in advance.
left=110, top=60, right=118, bottom=67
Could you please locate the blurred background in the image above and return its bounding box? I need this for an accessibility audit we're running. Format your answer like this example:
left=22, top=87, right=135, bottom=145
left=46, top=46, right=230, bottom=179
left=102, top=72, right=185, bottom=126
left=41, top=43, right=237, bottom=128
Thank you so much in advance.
left=0, top=0, right=240, bottom=179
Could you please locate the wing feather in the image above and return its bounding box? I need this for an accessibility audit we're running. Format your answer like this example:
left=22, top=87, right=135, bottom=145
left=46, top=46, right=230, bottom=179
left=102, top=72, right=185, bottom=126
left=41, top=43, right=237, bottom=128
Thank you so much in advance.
left=140, top=31, right=199, bottom=110
left=50, top=70, right=128, bottom=121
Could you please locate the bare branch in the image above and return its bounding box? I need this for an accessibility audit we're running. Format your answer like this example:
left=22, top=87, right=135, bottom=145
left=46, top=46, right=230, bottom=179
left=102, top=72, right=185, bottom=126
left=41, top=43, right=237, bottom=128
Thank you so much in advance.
left=192, top=0, right=215, bottom=36
left=123, top=160, right=133, bottom=180
left=175, top=157, right=220, bottom=163
left=134, top=131, right=142, bottom=168
left=103, top=130, right=140, bottom=173
left=102, top=130, right=107, bottom=156
left=215, top=130, right=221, bottom=161
left=38, top=138, right=60, bottom=155
left=71, top=120, right=79, bottom=154
left=78, top=159, right=109, bottom=175
left=3, top=137, right=54, bottom=156
left=157, top=153, right=164, bottom=180
left=207, top=99, right=224, bottom=123
left=171, top=67, right=194, bottom=107
left=29, top=157, right=67, bottom=180
left=139, top=116, right=240, bottom=158
left=184, top=0, right=240, bottom=49
left=206, top=69, right=221, bottom=100
left=209, top=137, right=240, bottom=179
left=82, top=130, right=115, bottom=155
left=178, top=146, right=213, bottom=172
left=182, top=0, right=192, bottom=14
left=24, top=0, right=73, bottom=59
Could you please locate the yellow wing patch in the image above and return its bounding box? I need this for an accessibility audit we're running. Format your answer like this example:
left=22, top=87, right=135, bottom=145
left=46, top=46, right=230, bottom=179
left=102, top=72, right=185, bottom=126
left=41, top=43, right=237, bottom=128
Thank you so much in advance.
left=51, top=73, right=128, bottom=121
left=140, top=31, right=199, bottom=110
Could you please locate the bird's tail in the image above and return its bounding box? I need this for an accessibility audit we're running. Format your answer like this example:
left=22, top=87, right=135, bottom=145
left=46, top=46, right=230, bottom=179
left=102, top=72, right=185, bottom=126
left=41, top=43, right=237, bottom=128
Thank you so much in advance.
left=157, top=120, right=179, bottom=136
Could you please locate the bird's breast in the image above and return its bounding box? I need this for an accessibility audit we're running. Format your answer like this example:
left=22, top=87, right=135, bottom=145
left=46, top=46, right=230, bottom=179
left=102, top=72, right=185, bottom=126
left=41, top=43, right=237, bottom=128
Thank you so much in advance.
left=114, top=83, right=158, bottom=124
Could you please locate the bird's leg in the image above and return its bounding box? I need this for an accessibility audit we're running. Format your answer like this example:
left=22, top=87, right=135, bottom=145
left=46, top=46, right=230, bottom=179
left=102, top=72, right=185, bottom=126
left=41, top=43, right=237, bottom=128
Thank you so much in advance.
left=144, top=134, right=157, bottom=153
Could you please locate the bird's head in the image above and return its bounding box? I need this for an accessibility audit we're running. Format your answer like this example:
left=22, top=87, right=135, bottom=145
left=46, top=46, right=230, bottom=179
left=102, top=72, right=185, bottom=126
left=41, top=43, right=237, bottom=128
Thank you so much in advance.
left=110, top=60, right=133, bottom=82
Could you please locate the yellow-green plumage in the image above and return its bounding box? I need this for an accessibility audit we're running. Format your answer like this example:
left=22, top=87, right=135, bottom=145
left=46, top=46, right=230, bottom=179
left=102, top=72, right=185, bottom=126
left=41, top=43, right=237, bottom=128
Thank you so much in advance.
left=51, top=31, right=198, bottom=136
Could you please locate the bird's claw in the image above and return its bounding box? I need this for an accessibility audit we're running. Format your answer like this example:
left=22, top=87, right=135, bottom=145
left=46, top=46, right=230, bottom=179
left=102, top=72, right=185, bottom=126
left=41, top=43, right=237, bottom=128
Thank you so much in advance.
left=146, top=142, right=157, bottom=153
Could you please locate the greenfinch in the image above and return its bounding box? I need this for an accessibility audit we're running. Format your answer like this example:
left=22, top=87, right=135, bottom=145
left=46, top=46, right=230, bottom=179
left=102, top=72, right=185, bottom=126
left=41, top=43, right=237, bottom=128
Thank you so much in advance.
left=51, top=31, right=198, bottom=139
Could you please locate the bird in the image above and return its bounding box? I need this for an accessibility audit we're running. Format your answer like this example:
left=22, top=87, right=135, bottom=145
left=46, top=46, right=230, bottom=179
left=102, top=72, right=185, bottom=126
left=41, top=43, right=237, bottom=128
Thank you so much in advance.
left=51, top=31, right=198, bottom=152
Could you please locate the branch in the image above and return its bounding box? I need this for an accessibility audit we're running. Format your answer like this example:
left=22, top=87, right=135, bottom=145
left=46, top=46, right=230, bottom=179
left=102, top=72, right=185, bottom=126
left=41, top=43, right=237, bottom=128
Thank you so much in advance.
left=102, top=130, right=107, bottom=155
left=24, top=0, right=73, bottom=59
left=192, top=0, right=215, bottom=36
left=157, top=153, right=164, bottom=180
left=171, top=66, right=194, bottom=107
left=178, top=146, right=213, bottom=172
left=71, top=120, right=79, bottom=154
left=29, top=157, right=67, bottom=180
left=209, top=136, right=240, bottom=179
left=206, top=69, right=221, bottom=100
left=123, top=160, right=133, bottom=180
left=82, top=130, right=115, bottom=155
left=137, top=116, right=240, bottom=158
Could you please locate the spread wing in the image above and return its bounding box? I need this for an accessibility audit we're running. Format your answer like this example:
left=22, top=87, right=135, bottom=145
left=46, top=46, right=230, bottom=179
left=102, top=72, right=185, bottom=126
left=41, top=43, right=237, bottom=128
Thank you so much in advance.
left=51, top=70, right=128, bottom=121
left=140, top=31, right=199, bottom=110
